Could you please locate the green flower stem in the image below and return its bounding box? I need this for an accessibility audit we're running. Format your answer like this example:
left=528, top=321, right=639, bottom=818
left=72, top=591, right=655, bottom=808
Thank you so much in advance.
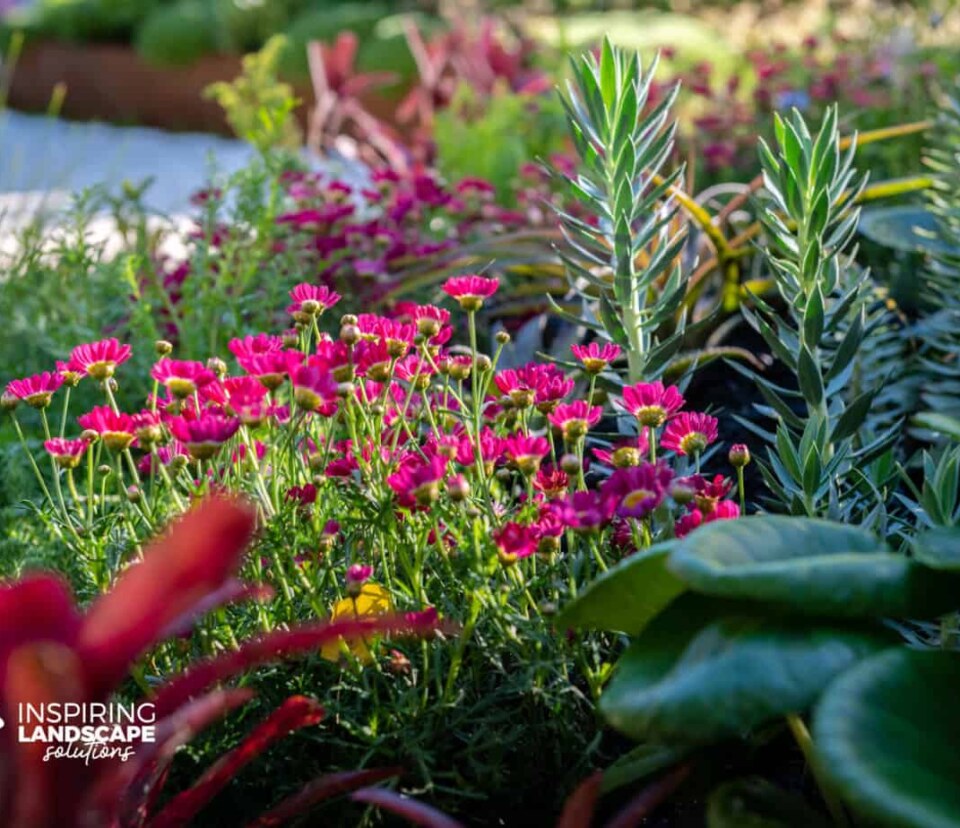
left=59, top=386, right=71, bottom=438
left=786, top=714, right=850, bottom=828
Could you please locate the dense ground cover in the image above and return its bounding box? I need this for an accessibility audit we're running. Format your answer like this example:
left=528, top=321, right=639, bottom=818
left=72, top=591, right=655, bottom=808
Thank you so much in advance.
left=2, top=4, right=960, bottom=827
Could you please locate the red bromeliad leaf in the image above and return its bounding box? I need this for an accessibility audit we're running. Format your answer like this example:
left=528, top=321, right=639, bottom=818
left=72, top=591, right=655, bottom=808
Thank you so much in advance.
left=556, top=771, right=602, bottom=828
left=77, top=496, right=257, bottom=698
left=148, top=696, right=325, bottom=828
left=151, top=613, right=442, bottom=718
left=159, top=581, right=273, bottom=640
left=87, top=689, right=255, bottom=825
left=245, top=768, right=404, bottom=827
left=351, top=787, right=466, bottom=828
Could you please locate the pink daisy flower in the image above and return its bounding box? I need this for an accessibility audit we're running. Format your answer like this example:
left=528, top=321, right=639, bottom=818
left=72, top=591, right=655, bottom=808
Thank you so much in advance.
left=494, top=522, right=539, bottom=565
left=549, top=490, right=614, bottom=534
left=591, top=432, right=651, bottom=468
left=601, top=463, right=673, bottom=519
left=661, top=412, right=720, bottom=456
left=68, top=338, right=132, bottom=381
left=387, top=455, right=448, bottom=508
left=292, top=365, right=339, bottom=415
left=151, top=360, right=218, bottom=399
left=503, top=434, right=551, bottom=475
left=77, top=406, right=136, bottom=451
left=6, top=372, right=64, bottom=409
left=675, top=500, right=740, bottom=538
left=228, top=333, right=284, bottom=362
left=288, top=283, right=341, bottom=318
left=620, top=381, right=685, bottom=427
left=44, top=437, right=89, bottom=469
left=571, top=342, right=622, bottom=374
left=442, top=274, right=499, bottom=311
left=168, top=412, right=240, bottom=460
left=548, top=401, right=603, bottom=441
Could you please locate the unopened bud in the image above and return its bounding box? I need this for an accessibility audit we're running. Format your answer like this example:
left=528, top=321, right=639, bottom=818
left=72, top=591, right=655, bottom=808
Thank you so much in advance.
left=155, top=340, right=173, bottom=356
left=729, top=443, right=751, bottom=468
left=126, top=485, right=142, bottom=503
left=340, top=324, right=361, bottom=346
left=494, top=330, right=511, bottom=345
left=560, top=453, right=581, bottom=475
left=207, top=357, right=227, bottom=378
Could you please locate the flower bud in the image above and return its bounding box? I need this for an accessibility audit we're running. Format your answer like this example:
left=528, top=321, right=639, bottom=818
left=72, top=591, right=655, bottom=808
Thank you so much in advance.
left=340, top=314, right=358, bottom=326
left=729, top=443, right=751, bottom=468
left=560, top=453, right=581, bottom=475
left=170, top=455, right=189, bottom=473
left=80, top=429, right=99, bottom=442
left=417, top=317, right=440, bottom=337
left=282, top=330, right=300, bottom=348
left=495, top=330, right=511, bottom=345
left=97, top=464, right=113, bottom=477
left=126, top=485, right=142, bottom=503
left=388, top=649, right=411, bottom=675
left=207, top=357, right=227, bottom=378
left=340, top=324, right=361, bottom=346
left=670, top=480, right=696, bottom=505
left=1, top=391, right=19, bottom=412
left=155, top=340, right=173, bottom=356
left=447, top=474, right=470, bottom=502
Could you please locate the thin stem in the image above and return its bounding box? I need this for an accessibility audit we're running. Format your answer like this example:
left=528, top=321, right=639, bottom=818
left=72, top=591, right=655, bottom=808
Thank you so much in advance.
left=786, top=714, right=850, bottom=828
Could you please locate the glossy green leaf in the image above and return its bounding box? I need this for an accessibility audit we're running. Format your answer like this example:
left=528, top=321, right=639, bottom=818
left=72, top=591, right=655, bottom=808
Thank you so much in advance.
left=813, top=648, right=960, bottom=828
left=601, top=742, right=688, bottom=794
left=858, top=206, right=959, bottom=255
left=667, top=516, right=960, bottom=618
left=600, top=595, right=889, bottom=743
left=558, top=543, right=685, bottom=634
left=912, top=527, right=960, bottom=571
left=707, top=777, right=830, bottom=828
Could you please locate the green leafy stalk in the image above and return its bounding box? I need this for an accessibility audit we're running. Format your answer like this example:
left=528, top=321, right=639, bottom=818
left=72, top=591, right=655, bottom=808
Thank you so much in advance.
left=552, top=38, right=687, bottom=383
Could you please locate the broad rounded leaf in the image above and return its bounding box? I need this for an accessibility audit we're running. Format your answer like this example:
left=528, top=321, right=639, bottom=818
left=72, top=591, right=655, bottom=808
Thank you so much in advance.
left=558, top=542, right=685, bottom=634
left=912, top=527, right=960, bottom=571
left=668, top=516, right=960, bottom=618
left=813, top=648, right=960, bottom=828
left=599, top=595, right=889, bottom=744
left=707, top=777, right=830, bottom=828
left=859, top=206, right=958, bottom=256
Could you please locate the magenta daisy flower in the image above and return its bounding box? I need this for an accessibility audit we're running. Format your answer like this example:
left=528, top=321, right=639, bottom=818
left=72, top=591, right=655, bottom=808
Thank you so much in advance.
left=287, top=283, right=342, bottom=319
left=548, top=400, right=603, bottom=441
left=549, top=490, right=614, bottom=534
left=6, top=372, right=64, bottom=409
left=43, top=437, right=90, bottom=469
left=387, top=455, right=448, bottom=508
left=292, top=365, right=339, bottom=415
left=68, top=338, right=132, bottom=381
left=228, top=333, right=285, bottom=362
left=661, top=412, right=720, bottom=456
left=494, top=522, right=539, bottom=565
left=442, top=274, right=499, bottom=311
left=591, top=432, right=650, bottom=468
left=503, top=434, right=551, bottom=475
left=77, top=406, right=136, bottom=451
left=151, top=360, right=218, bottom=399
left=571, top=342, right=622, bottom=374
left=601, top=462, right=673, bottom=519
left=620, top=381, right=685, bottom=427
left=168, top=412, right=240, bottom=460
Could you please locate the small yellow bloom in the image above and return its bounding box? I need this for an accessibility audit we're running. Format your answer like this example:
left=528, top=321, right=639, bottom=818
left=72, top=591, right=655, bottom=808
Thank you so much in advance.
left=321, top=582, right=393, bottom=664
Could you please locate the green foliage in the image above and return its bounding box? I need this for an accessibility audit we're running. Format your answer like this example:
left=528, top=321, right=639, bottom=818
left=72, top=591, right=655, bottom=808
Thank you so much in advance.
left=34, top=0, right=160, bottom=42
left=668, top=515, right=960, bottom=618
left=741, top=106, right=899, bottom=519
left=552, top=38, right=688, bottom=383
left=135, top=0, right=220, bottom=67
left=557, top=543, right=684, bottom=635
left=205, top=35, right=302, bottom=152
left=600, top=594, right=889, bottom=744
left=564, top=513, right=960, bottom=826
left=813, top=648, right=960, bottom=828
left=435, top=86, right=567, bottom=205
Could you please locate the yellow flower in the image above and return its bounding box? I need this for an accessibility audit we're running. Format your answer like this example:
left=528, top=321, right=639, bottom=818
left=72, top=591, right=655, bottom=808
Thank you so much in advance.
left=320, top=582, right=393, bottom=664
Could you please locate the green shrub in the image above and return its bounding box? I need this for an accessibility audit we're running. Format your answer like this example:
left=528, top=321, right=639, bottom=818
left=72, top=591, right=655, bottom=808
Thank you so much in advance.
left=135, top=0, right=221, bottom=67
